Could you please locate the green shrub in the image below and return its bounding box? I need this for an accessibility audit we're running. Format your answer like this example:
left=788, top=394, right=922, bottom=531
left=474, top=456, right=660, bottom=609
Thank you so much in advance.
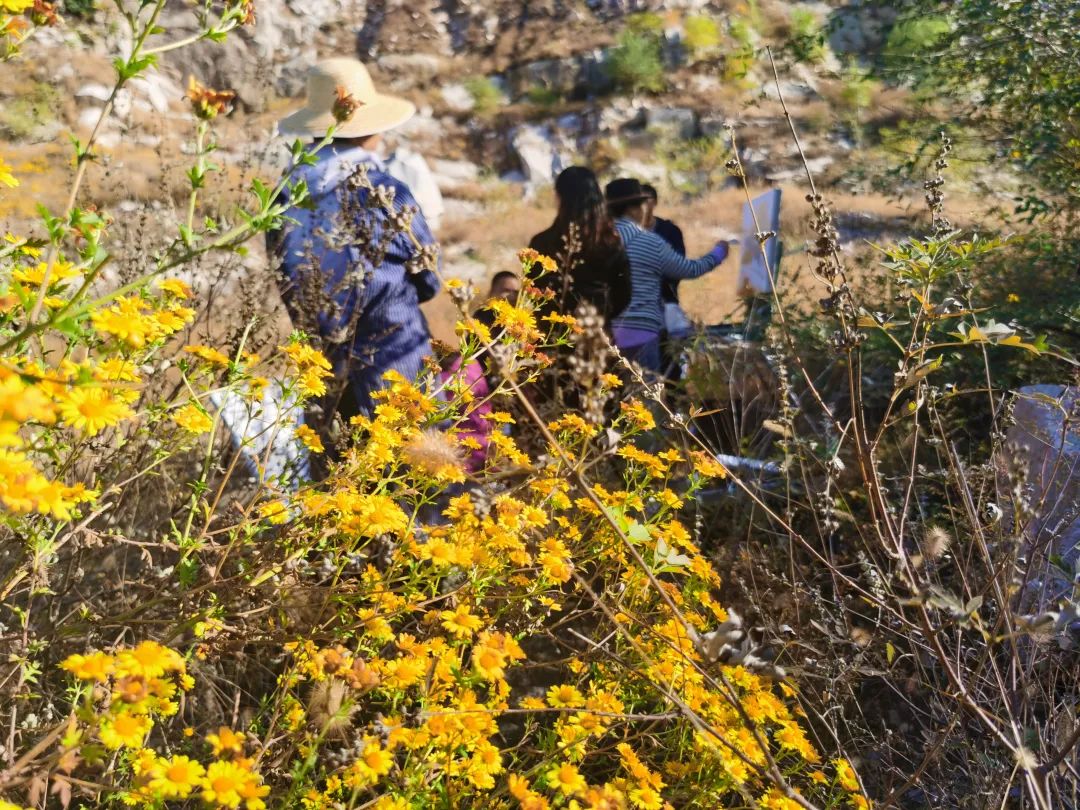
left=464, top=76, right=503, bottom=116
left=722, top=17, right=756, bottom=83
left=625, top=11, right=665, bottom=38
left=661, top=134, right=732, bottom=194
left=788, top=8, right=825, bottom=64
left=835, top=61, right=880, bottom=136
left=606, top=30, right=666, bottom=94
left=525, top=85, right=562, bottom=107
left=684, top=14, right=721, bottom=60
left=884, top=15, right=951, bottom=71
left=62, top=0, right=97, bottom=16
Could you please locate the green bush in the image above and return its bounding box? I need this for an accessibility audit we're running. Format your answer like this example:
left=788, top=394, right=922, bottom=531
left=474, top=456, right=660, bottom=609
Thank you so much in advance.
left=525, top=85, right=562, bottom=107
left=0, top=81, right=59, bottom=140
left=684, top=14, right=721, bottom=60
left=625, top=11, right=665, bottom=38
left=883, top=15, right=951, bottom=71
left=62, top=0, right=97, bottom=17
left=661, top=134, right=732, bottom=195
left=464, top=76, right=503, bottom=116
left=788, top=8, right=825, bottom=64
left=835, top=61, right=880, bottom=136
left=606, top=30, right=666, bottom=94
left=722, top=17, right=756, bottom=83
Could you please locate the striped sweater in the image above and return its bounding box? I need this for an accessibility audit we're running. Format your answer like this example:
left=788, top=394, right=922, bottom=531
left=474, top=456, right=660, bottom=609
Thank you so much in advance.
left=611, top=218, right=719, bottom=333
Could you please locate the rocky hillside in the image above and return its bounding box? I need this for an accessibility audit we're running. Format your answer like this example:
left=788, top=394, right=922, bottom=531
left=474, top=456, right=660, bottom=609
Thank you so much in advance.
left=1, top=0, right=1001, bottom=341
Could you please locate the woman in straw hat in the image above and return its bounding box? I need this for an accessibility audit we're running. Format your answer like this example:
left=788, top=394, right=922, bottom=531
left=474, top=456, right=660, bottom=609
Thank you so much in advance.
left=269, top=58, right=441, bottom=428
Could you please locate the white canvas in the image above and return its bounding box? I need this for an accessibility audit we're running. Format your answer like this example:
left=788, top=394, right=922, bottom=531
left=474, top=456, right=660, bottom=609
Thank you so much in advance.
left=738, top=188, right=782, bottom=294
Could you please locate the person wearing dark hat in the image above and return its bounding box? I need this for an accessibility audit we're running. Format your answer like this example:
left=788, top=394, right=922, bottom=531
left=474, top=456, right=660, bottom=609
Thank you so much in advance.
left=641, top=184, right=690, bottom=332
left=605, top=178, right=731, bottom=372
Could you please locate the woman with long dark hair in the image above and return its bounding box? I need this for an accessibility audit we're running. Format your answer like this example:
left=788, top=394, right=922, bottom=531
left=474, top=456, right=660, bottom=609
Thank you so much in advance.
left=527, top=166, right=631, bottom=324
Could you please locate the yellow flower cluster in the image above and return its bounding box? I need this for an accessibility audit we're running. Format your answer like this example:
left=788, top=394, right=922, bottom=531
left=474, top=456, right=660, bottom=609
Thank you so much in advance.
left=280, top=339, right=332, bottom=398
left=241, top=374, right=852, bottom=810
left=0, top=274, right=199, bottom=516
left=61, top=643, right=270, bottom=809
left=92, top=293, right=195, bottom=349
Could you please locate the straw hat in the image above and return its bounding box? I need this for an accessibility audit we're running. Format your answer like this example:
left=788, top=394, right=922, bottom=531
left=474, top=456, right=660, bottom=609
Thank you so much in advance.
left=277, top=58, right=415, bottom=139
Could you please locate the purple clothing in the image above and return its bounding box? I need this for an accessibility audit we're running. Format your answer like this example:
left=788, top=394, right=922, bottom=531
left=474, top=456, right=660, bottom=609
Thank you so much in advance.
left=439, top=356, right=493, bottom=473
left=612, top=326, right=663, bottom=372
left=612, top=325, right=659, bottom=349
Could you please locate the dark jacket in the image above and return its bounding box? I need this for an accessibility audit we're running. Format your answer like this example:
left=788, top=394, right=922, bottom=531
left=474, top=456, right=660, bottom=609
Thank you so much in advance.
left=654, top=216, right=686, bottom=304
left=527, top=224, right=631, bottom=325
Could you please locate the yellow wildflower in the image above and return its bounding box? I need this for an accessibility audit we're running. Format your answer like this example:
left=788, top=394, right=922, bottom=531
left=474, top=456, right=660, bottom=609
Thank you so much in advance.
left=775, top=721, right=820, bottom=763
left=834, top=758, right=860, bottom=793
left=629, top=786, right=664, bottom=810
left=487, top=298, right=541, bottom=342
left=546, top=684, right=584, bottom=708
left=201, top=759, right=248, bottom=808
left=758, top=788, right=805, bottom=810
left=99, top=711, right=153, bottom=750
left=547, top=762, right=586, bottom=797
left=297, top=365, right=329, bottom=397
left=184, top=344, right=231, bottom=366
left=173, top=402, right=214, bottom=434
left=115, top=640, right=184, bottom=679
left=440, top=604, right=484, bottom=639
left=149, top=755, right=205, bottom=800
left=12, top=260, right=79, bottom=286
left=620, top=400, right=655, bottom=431
left=690, top=450, right=728, bottom=479
left=0, top=156, right=17, bottom=187
left=159, top=278, right=194, bottom=298
left=296, top=424, right=324, bottom=453
left=206, top=726, right=246, bottom=756
left=258, top=500, right=289, bottom=525
left=58, top=386, right=133, bottom=436
left=60, top=651, right=114, bottom=682
left=345, top=737, right=393, bottom=789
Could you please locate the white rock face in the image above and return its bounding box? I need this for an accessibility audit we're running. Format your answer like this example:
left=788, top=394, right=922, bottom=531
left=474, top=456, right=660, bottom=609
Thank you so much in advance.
left=430, top=158, right=481, bottom=191
left=440, top=83, right=476, bottom=113
left=645, top=107, right=698, bottom=140
left=378, top=53, right=445, bottom=90
left=613, top=158, right=666, bottom=186
left=387, top=147, right=445, bottom=232
left=75, top=84, right=113, bottom=104
left=510, top=124, right=570, bottom=187
left=598, top=100, right=646, bottom=133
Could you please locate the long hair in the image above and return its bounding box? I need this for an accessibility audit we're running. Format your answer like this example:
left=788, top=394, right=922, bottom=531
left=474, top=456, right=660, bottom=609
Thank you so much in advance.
left=553, top=166, right=619, bottom=252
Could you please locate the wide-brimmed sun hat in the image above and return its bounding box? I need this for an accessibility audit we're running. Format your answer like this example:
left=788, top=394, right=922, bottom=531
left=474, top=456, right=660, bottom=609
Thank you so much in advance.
left=277, top=58, right=416, bottom=139
left=604, top=177, right=651, bottom=206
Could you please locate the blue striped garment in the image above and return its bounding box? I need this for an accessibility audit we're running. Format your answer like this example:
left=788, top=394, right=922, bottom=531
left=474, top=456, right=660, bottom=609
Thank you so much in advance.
left=271, top=143, right=440, bottom=416
left=611, top=218, right=719, bottom=334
